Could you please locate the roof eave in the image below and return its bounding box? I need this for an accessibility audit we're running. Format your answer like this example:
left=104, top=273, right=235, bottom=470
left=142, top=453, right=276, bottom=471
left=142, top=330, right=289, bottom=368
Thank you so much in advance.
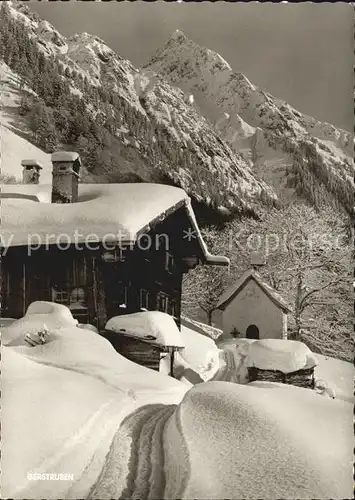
left=205, top=254, right=230, bottom=267
left=184, top=199, right=229, bottom=268
left=216, top=273, right=291, bottom=311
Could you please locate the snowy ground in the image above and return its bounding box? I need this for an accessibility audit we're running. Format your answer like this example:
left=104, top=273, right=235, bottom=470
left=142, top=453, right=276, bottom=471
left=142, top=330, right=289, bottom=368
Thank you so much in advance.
left=0, top=61, right=52, bottom=182
left=2, top=306, right=353, bottom=499
left=1, top=306, right=188, bottom=499
left=90, top=380, right=353, bottom=500
left=215, top=337, right=355, bottom=403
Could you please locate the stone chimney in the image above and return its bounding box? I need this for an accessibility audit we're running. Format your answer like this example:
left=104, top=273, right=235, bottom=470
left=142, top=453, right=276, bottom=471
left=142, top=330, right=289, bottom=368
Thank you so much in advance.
left=250, top=251, right=266, bottom=269
left=21, top=159, right=43, bottom=184
left=51, top=151, right=81, bottom=203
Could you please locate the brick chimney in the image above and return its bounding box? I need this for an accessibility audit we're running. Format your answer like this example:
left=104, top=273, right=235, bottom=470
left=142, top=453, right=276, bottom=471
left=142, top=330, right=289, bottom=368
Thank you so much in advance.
left=51, top=151, right=81, bottom=203
left=21, top=159, right=43, bottom=184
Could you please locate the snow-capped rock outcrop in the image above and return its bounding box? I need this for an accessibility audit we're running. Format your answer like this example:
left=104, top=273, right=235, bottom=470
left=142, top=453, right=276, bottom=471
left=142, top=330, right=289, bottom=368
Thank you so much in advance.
left=145, top=31, right=353, bottom=212
left=66, top=32, right=140, bottom=105
left=36, top=20, right=68, bottom=55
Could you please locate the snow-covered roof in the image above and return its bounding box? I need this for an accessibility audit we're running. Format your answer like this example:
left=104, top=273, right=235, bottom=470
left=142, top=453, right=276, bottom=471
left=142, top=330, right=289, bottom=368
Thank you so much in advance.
left=2, top=301, right=79, bottom=346
left=20, top=159, right=43, bottom=169
left=51, top=151, right=80, bottom=162
left=0, top=182, right=229, bottom=266
left=105, top=311, right=185, bottom=348
left=180, top=316, right=223, bottom=340
left=216, top=269, right=291, bottom=311
left=247, top=339, right=318, bottom=374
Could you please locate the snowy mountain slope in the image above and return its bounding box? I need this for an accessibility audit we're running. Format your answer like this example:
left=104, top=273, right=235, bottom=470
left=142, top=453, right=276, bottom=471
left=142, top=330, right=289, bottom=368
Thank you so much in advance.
left=0, top=62, right=52, bottom=183
left=144, top=30, right=353, bottom=212
left=3, top=1, right=278, bottom=217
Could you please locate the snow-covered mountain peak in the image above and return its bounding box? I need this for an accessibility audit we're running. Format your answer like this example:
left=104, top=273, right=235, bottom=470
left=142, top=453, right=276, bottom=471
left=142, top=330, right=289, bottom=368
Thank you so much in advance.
left=170, top=29, right=188, bottom=41
left=2, top=2, right=279, bottom=217
left=146, top=30, right=232, bottom=85
left=145, top=33, right=354, bottom=213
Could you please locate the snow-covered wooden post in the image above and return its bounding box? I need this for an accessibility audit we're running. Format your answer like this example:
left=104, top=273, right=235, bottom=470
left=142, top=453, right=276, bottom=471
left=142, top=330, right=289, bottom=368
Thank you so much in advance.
left=21, top=159, right=42, bottom=184
left=51, top=151, right=81, bottom=204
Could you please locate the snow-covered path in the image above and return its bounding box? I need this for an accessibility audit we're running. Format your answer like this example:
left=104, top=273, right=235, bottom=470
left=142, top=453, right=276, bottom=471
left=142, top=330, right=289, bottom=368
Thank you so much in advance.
left=3, top=307, right=353, bottom=500
left=211, top=341, right=250, bottom=383
left=88, top=404, right=176, bottom=500
left=89, top=380, right=353, bottom=500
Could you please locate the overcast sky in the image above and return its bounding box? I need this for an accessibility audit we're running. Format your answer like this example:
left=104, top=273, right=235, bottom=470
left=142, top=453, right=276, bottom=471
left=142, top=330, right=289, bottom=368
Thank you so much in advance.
left=30, top=1, right=352, bottom=131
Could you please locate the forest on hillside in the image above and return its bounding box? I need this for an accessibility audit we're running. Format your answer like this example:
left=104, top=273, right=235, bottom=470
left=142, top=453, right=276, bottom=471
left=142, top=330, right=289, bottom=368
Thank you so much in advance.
left=0, top=2, right=268, bottom=220
left=0, top=1, right=132, bottom=175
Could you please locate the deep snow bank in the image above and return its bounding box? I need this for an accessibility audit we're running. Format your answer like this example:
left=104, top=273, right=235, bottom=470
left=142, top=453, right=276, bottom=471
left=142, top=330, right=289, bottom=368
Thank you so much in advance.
left=212, top=338, right=253, bottom=383
left=3, top=303, right=353, bottom=499
left=247, top=339, right=318, bottom=373
left=172, top=324, right=220, bottom=382
left=1, top=304, right=188, bottom=499
left=164, top=381, right=353, bottom=500
left=315, top=354, right=355, bottom=403
left=215, top=338, right=354, bottom=402
left=92, top=380, right=353, bottom=500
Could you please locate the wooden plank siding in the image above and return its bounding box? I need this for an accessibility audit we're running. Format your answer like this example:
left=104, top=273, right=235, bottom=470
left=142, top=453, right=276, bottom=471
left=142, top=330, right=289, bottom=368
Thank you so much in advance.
left=1, top=244, right=185, bottom=330
left=0, top=207, right=200, bottom=337
left=247, top=366, right=315, bottom=389
left=102, top=331, right=163, bottom=371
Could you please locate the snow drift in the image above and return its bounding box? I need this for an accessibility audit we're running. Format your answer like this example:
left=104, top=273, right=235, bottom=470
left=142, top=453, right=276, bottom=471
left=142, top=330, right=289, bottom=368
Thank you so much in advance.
left=2, top=303, right=353, bottom=499
left=168, top=323, right=220, bottom=382
left=92, top=381, right=353, bottom=500
left=105, top=311, right=185, bottom=348
left=1, top=304, right=188, bottom=499
left=247, top=338, right=318, bottom=373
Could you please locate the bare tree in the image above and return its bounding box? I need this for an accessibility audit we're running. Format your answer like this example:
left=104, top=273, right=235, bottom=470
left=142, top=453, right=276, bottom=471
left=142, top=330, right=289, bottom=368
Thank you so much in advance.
left=182, top=227, right=232, bottom=325
left=227, top=203, right=352, bottom=359
left=184, top=203, right=352, bottom=360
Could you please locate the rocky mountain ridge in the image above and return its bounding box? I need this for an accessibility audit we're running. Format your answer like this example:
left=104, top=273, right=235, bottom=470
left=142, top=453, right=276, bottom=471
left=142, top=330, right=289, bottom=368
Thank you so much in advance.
left=1, top=1, right=278, bottom=221
left=144, top=30, right=353, bottom=213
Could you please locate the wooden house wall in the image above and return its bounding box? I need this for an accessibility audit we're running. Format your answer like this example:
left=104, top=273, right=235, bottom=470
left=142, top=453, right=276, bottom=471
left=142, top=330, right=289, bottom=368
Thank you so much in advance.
left=1, top=241, right=185, bottom=330
left=247, top=366, right=315, bottom=389
left=0, top=206, right=199, bottom=330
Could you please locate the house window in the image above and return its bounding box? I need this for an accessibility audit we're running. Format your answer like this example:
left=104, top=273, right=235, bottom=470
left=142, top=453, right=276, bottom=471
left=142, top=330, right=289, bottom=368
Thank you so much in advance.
left=169, top=299, right=177, bottom=318
left=51, top=288, right=70, bottom=305
left=101, top=247, right=127, bottom=263
left=165, top=252, right=174, bottom=273
left=157, top=292, right=169, bottom=313
left=140, top=289, right=150, bottom=310
left=51, top=286, right=88, bottom=323
left=117, top=247, right=127, bottom=262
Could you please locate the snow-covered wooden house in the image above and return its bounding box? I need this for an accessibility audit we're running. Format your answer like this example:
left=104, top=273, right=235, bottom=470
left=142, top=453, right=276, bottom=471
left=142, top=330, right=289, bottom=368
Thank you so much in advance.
left=0, top=151, right=229, bottom=332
